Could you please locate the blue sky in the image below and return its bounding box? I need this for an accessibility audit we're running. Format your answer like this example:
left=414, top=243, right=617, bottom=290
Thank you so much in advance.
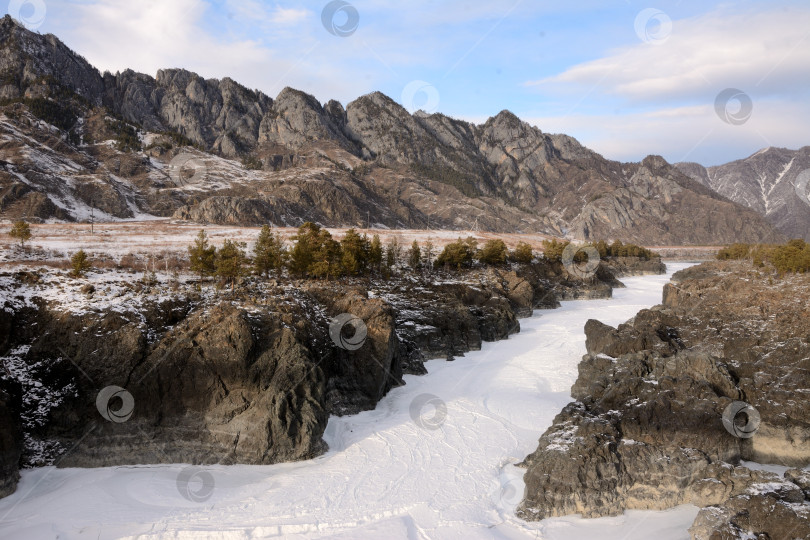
left=14, top=0, right=810, bottom=165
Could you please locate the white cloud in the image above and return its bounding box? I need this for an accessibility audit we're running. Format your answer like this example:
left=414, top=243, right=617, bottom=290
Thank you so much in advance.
left=222, top=0, right=266, bottom=22
left=520, top=4, right=810, bottom=165
left=222, top=1, right=310, bottom=27
left=525, top=99, right=810, bottom=166
left=45, top=0, right=369, bottom=103
left=54, top=0, right=269, bottom=78
left=527, top=5, right=810, bottom=103
left=269, top=7, right=310, bottom=25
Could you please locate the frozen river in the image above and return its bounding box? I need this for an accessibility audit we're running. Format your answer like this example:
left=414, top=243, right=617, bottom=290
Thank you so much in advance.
left=0, top=263, right=699, bottom=539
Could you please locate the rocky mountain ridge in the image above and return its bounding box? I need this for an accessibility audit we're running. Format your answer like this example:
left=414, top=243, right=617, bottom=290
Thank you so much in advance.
left=0, top=15, right=783, bottom=245
left=677, top=146, right=810, bottom=241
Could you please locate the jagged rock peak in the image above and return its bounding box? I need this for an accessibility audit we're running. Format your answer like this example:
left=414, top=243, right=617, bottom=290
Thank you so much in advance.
left=641, top=155, right=671, bottom=170
left=0, top=14, right=31, bottom=32
left=274, top=86, right=326, bottom=111
left=324, top=99, right=347, bottom=127
left=483, top=109, right=527, bottom=129
left=348, top=90, right=406, bottom=112
left=0, top=15, right=104, bottom=104
left=0, top=19, right=786, bottom=244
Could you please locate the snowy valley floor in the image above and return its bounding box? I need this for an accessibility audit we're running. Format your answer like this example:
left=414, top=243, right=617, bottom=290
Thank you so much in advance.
left=0, top=264, right=700, bottom=539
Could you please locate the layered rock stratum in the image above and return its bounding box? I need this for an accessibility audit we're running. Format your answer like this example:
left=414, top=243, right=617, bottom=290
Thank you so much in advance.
left=518, top=260, right=810, bottom=539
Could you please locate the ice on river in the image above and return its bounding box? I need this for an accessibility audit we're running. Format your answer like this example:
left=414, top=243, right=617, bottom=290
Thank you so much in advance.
left=0, top=263, right=699, bottom=539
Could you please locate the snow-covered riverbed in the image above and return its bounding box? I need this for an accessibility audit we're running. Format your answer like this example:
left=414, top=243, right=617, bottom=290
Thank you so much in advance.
left=0, top=263, right=699, bottom=539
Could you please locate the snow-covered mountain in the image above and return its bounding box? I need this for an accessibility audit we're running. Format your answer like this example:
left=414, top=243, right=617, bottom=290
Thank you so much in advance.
left=677, top=147, right=810, bottom=241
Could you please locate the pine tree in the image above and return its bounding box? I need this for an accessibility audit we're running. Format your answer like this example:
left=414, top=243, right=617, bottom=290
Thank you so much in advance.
left=369, top=234, right=383, bottom=271
left=340, top=228, right=370, bottom=276
left=9, top=220, right=32, bottom=248
left=215, top=239, right=247, bottom=291
left=289, top=222, right=342, bottom=279
left=595, top=240, right=608, bottom=258
left=609, top=239, right=624, bottom=257
left=310, top=232, right=342, bottom=279
left=253, top=225, right=286, bottom=276
left=510, top=241, right=533, bottom=263
left=423, top=239, right=435, bottom=272
left=289, top=223, right=319, bottom=277
left=541, top=239, right=569, bottom=262
left=408, top=240, right=422, bottom=270
left=70, top=249, right=91, bottom=277
left=188, top=229, right=216, bottom=282
left=385, top=237, right=402, bottom=269
left=436, top=238, right=476, bottom=269
left=478, top=239, right=508, bottom=265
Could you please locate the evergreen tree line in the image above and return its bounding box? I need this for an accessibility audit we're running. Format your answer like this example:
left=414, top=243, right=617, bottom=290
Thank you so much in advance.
left=717, top=240, right=810, bottom=274
left=187, top=222, right=667, bottom=287
left=187, top=223, right=541, bottom=285
left=541, top=238, right=658, bottom=262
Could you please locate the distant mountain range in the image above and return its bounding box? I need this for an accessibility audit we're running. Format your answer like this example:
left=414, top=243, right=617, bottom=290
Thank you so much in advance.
left=677, top=147, right=810, bottom=241
left=0, top=15, right=793, bottom=245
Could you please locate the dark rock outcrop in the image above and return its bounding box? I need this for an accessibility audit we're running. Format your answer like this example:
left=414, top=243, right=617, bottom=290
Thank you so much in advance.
left=307, top=287, right=403, bottom=415
left=518, top=260, right=810, bottom=538
left=602, top=256, right=666, bottom=277
left=0, top=388, right=22, bottom=497
left=58, top=303, right=329, bottom=467
left=689, top=468, right=810, bottom=539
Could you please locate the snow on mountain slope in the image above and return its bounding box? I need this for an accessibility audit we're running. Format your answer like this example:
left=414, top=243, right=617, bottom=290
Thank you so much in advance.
left=677, top=147, right=810, bottom=240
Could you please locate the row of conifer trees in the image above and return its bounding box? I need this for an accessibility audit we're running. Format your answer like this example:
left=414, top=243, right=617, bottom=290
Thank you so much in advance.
left=187, top=222, right=539, bottom=286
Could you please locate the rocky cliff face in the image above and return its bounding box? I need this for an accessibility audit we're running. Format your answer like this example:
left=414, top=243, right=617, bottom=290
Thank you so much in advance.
left=0, top=257, right=653, bottom=498
left=677, top=147, right=810, bottom=241
left=688, top=467, right=810, bottom=539
left=602, top=256, right=666, bottom=277
left=0, top=16, right=103, bottom=104
left=0, top=16, right=783, bottom=245
left=518, top=260, right=810, bottom=538
left=0, top=386, right=21, bottom=498
left=105, top=68, right=273, bottom=157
